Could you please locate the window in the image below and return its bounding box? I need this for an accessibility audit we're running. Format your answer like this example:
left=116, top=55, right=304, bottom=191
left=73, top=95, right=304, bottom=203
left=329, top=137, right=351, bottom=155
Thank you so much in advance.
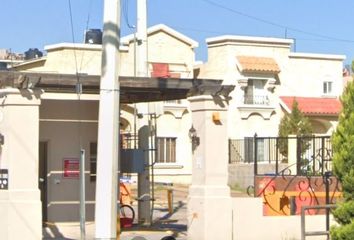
left=256, top=138, right=265, bottom=162
left=244, top=137, right=254, bottom=163
left=244, top=137, right=265, bottom=163
left=157, top=137, right=176, bottom=163
left=244, top=79, right=268, bottom=105
left=323, top=81, right=333, bottom=95
left=90, top=142, right=97, bottom=181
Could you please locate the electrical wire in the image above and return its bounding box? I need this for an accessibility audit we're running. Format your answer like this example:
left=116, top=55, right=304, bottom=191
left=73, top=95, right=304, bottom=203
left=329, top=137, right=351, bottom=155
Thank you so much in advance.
left=123, top=0, right=135, bottom=29
left=200, top=0, right=354, bottom=43
left=85, top=0, right=93, bottom=31
left=67, top=0, right=83, bottom=150
left=169, top=25, right=354, bottom=47
left=79, top=0, right=93, bottom=73
left=67, top=0, right=80, bottom=78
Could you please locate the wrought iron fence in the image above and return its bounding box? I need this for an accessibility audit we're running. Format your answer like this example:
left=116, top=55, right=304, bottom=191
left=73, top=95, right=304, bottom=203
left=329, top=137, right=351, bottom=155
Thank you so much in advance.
left=229, top=135, right=333, bottom=176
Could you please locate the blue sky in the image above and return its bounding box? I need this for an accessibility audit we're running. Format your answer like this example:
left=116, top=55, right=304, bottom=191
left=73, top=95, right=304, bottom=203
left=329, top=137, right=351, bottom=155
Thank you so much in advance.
left=1, top=0, right=353, bottom=64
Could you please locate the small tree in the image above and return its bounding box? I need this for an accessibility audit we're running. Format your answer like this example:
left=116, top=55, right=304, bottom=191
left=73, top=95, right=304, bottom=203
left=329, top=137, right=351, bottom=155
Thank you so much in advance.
left=278, top=99, right=312, bottom=160
left=331, top=80, right=354, bottom=239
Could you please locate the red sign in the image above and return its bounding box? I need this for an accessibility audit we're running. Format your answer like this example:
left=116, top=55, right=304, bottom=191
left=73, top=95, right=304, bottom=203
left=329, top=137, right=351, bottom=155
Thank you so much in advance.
left=63, top=158, right=80, bottom=178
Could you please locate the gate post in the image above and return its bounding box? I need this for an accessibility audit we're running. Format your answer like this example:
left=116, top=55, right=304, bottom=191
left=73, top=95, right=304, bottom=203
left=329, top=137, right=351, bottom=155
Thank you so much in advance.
left=0, top=89, right=42, bottom=240
left=187, top=95, right=232, bottom=240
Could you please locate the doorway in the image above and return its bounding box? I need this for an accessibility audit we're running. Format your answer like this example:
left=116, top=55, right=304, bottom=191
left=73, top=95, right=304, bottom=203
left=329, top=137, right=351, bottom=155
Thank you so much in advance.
left=39, top=141, right=48, bottom=224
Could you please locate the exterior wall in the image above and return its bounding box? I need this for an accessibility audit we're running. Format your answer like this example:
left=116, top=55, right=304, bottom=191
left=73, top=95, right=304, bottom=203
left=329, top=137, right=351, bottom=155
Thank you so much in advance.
left=154, top=109, right=192, bottom=184
left=15, top=44, right=102, bottom=75
left=233, top=197, right=336, bottom=240
left=199, top=38, right=291, bottom=139
left=0, top=89, right=42, bottom=240
left=228, top=163, right=288, bottom=189
left=198, top=36, right=344, bottom=140
left=147, top=31, right=195, bottom=78
left=279, top=53, right=344, bottom=97
left=15, top=26, right=196, bottom=185
left=310, top=116, right=338, bottom=135
left=40, top=99, right=98, bottom=222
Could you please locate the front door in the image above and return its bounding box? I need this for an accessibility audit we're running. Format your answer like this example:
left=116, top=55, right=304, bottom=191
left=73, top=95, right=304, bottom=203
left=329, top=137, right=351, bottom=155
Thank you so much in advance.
left=39, top=141, right=48, bottom=224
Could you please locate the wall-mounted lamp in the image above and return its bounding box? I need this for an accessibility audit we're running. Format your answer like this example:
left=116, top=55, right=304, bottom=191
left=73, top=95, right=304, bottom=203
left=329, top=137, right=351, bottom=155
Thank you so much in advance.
left=188, top=125, right=200, bottom=151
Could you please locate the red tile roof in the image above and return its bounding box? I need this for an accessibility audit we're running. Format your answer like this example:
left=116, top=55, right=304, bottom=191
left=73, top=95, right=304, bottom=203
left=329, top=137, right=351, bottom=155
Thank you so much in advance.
left=280, top=96, right=342, bottom=116
left=237, top=56, right=280, bottom=73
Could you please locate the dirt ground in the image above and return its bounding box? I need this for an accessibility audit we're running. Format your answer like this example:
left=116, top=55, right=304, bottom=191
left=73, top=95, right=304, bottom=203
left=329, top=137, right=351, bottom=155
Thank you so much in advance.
left=124, top=183, right=249, bottom=207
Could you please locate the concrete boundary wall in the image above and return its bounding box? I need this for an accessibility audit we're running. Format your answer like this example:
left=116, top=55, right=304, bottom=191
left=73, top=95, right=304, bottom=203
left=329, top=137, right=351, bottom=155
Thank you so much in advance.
left=228, top=163, right=288, bottom=189
left=232, top=197, right=336, bottom=240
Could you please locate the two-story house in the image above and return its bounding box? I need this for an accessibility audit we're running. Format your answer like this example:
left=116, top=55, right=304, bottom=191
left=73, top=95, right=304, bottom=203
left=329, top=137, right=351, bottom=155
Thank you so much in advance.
left=197, top=35, right=344, bottom=139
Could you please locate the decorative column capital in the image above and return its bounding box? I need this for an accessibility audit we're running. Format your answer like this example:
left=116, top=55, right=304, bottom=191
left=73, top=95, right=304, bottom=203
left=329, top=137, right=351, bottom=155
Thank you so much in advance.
left=266, top=78, right=277, bottom=92
left=237, top=77, right=248, bottom=90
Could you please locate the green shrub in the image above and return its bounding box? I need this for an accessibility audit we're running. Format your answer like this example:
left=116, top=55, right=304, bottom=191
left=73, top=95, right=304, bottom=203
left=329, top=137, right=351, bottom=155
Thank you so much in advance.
left=331, top=79, right=354, bottom=239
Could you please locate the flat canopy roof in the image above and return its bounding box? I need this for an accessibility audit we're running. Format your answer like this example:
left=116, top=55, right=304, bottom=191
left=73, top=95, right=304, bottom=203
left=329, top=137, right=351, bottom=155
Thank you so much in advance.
left=0, top=71, right=233, bottom=103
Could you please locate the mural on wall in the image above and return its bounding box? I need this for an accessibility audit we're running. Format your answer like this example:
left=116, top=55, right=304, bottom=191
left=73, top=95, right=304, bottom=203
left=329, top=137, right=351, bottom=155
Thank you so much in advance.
left=253, top=175, right=342, bottom=216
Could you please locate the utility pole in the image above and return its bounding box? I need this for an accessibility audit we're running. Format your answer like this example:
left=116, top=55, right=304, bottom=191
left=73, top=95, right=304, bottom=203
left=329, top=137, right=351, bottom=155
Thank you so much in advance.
left=95, top=0, right=121, bottom=239
left=136, top=0, right=151, bottom=226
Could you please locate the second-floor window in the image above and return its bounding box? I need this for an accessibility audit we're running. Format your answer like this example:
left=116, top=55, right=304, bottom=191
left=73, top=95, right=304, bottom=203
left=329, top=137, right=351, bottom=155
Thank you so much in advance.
left=157, top=137, right=176, bottom=163
left=244, top=79, right=268, bottom=105
left=323, top=81, right=333, bottom=95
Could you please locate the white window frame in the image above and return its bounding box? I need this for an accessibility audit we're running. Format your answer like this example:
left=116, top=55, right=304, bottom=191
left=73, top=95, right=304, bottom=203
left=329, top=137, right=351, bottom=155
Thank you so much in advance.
left=244, top=78, right=269, bottom=105
left=156, top=137, right=177, bottom=164
left=323, top=80, right=333, bottom=95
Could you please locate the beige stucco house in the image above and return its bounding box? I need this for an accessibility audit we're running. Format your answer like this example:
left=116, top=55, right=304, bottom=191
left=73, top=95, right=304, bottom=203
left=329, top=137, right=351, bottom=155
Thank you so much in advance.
left=9, top=24, right=199, bottom=225
left=197, top=35, right=344, bottom=140
left=196, top=35, right=344, bottom=189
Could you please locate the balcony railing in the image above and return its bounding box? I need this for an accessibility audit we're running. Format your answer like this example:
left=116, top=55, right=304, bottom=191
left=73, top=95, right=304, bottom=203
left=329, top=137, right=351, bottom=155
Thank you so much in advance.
left=243, top=94, right=269, bottom=105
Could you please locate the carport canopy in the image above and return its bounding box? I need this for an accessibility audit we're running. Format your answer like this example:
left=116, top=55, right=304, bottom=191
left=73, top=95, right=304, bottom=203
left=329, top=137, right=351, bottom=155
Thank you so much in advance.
left=0, top=71, right=234, bottom=102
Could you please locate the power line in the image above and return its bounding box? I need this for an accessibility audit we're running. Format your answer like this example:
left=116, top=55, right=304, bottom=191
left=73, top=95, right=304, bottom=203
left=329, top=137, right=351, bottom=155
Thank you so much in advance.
left=169, top=24, right=354, bottom=46
left=67, top=0, right=79, bottom=75
left=200, top=0, right=354, bottom=43
left=85, top=0, right=93, bottom=31
left=169, top=25, right=226, bottom=35
left=123, top=0, right=135, bottom=29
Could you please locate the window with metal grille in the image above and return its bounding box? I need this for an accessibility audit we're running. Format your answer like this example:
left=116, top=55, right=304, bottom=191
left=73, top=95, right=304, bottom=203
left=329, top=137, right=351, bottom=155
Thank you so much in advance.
left=244, top=79, right=268, bottom=105
left=157, top=137, right=176, bottom=163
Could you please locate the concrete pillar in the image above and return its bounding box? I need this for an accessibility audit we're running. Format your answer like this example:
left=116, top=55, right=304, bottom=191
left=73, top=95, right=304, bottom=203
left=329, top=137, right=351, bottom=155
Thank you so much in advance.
left=0, top=89, right=42, bottom=240
left=187, top=95, right=232, bottom=240
left=137, top=123, right=151, bottom=225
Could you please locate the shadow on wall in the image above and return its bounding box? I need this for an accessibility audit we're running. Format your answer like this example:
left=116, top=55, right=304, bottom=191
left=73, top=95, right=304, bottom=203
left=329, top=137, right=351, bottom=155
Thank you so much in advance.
left=42, top=224, right=69, bottom=240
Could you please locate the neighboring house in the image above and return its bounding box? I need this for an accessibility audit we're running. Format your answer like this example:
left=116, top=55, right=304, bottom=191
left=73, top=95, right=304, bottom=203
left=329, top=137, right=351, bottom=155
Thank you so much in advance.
left=280, top=96, right=341, bottom=134
left=195, top=35, right=344, bottom=188
left=196, top=35, right=344, bottom=140
left=0, top=48, right=24, bottom=69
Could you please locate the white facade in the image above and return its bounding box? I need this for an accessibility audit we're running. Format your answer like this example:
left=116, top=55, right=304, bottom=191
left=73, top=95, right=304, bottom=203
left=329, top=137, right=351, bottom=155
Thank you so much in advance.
left=197, top=35, right=344, bottom=139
